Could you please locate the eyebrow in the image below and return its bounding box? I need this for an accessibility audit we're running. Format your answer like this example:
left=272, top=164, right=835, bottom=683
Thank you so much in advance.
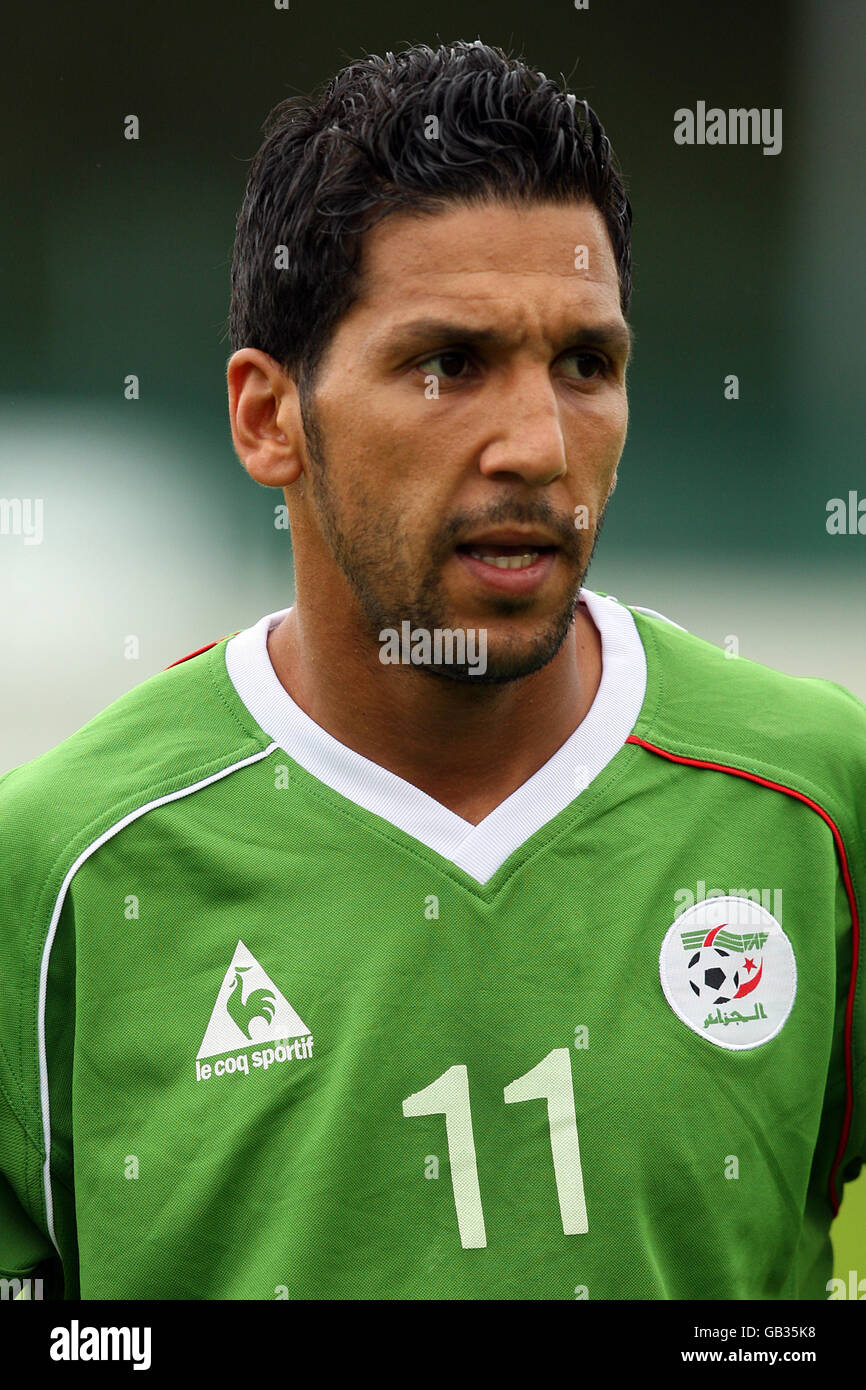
left=383, top=317, right=634, bottom=364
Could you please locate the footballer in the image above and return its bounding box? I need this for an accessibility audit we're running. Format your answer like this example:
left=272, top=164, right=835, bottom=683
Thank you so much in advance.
left=1, top=40, right=864, bottom=1300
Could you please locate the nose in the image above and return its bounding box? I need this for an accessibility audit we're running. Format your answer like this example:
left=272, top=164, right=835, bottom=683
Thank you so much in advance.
left=476, top=368, right=567, bottom=486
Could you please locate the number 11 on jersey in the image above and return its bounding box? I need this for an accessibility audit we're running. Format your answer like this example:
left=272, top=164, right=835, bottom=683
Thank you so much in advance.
left=402, top=1047, right=588, bottom=1249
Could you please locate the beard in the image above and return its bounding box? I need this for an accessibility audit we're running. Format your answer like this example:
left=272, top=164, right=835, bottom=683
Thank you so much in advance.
left=300, top=398, right=610, bottom=685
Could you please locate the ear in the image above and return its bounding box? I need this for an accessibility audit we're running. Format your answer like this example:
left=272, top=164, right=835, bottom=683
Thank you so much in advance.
left=227, top=348, right=305, bottom=487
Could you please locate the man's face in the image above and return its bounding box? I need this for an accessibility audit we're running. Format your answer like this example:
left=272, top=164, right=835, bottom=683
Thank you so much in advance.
left=295, top=198, right=630, bottom=682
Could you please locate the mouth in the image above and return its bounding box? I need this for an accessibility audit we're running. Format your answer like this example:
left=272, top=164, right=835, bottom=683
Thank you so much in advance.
left=454, top=540, right=559, bottom=592
left=456, top=530, right=559, bottom=564
left=461, top=545, right=548, bottom=570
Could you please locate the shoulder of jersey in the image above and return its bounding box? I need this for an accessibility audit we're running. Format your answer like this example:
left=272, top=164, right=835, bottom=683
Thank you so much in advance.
left=0, top=631, right=270, bottom=893
left=596, top=590, right=866, bottom=830
left=0, top=632, right=276, bottom=1138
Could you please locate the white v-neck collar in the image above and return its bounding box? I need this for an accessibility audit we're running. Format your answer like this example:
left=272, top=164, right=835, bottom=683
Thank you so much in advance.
left=224, top=588, right=647, bottom=884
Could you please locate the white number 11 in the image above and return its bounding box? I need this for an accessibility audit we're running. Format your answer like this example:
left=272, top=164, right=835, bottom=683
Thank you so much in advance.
left=402, top=1047, right=588, bottom=1249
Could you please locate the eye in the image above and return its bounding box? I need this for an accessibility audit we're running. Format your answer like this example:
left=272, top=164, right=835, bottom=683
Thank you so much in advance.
left=417, top=350, right=472, bottom=380
left=561, top=351, right=608, bottom=380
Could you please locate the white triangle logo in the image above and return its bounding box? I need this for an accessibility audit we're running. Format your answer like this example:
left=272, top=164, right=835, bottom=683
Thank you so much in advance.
left=197, top=939, right=310, bottom=1060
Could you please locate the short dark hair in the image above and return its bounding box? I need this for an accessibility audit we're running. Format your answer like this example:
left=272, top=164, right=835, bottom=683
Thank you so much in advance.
left=229, top=40, right=632, bottom=403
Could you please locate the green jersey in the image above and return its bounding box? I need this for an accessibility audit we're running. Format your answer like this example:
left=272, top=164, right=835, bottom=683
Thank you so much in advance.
left=1, top=589, right=864, bottom=1299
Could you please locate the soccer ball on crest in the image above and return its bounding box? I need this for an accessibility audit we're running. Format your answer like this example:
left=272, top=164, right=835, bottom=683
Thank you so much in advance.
left=687, top=946, right=740, bottom=1005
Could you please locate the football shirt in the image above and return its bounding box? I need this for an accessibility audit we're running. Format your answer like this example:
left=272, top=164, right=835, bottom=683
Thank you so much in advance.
left=0, top=589, right=863, bottom=1298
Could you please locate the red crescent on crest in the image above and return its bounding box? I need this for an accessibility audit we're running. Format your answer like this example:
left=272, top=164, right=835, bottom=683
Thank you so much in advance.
left=702, top=923, right=726, bottom=947
left=733, top=959, right=763, bottom=998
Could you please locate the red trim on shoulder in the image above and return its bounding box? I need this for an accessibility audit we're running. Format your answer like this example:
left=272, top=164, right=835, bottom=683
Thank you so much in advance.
left=626, top=733, right=860, bottom=1218
left=164, top=634, right=240, bottom=670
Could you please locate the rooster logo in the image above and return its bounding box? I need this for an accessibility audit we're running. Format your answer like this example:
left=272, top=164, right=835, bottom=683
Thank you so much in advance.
left=226, top=965, right=277, bottom=1040
left=197, top=940, right=312, bottom=1063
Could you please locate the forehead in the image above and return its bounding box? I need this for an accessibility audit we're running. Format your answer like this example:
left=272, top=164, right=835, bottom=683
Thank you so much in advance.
left=347, top=198, right=624, bottom=340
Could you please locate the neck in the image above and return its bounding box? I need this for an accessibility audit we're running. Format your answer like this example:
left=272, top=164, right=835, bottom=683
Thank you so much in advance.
left=265, top=595, right=602, bottom=825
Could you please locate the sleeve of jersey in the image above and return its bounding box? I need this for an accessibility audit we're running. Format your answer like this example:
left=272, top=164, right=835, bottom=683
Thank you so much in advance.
left=831, top=681, right=866, bottom=1182
left=0, top=1028, right=60, bottom=1290
left=0, top=769, right=64, bottom=1295
left=0, top=1158, right=56, bottom=1283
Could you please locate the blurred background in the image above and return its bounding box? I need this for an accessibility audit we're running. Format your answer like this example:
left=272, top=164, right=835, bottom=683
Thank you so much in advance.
left=2, top=0, right=863, bottom=1283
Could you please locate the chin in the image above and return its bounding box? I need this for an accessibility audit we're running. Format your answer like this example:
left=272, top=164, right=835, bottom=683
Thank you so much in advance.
left=428, top=621, right=574, bottom=686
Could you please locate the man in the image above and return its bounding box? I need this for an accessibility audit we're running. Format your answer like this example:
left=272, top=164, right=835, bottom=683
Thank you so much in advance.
left=1, top=40, right=863, bottom=1301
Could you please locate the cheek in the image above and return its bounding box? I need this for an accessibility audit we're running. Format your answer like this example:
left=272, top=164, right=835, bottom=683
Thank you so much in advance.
left=563, top=400, right=626, bottom=507
left=358, top=415, right=454, bottom=510
left=569, top=394, right=627, bottom=465
left=335, top=433, right=436, bottom=544
left=594, top=388, right=628, bottom=443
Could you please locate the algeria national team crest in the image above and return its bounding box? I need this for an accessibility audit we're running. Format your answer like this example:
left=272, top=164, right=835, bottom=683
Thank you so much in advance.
left=659, top=896, right=796, bottom=1050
